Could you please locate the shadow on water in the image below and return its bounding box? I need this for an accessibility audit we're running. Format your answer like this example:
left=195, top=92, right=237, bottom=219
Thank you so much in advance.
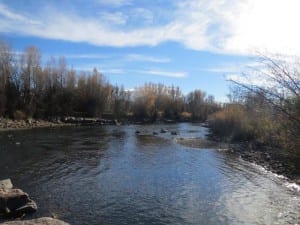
left=0, top=124, right=299, bottom=225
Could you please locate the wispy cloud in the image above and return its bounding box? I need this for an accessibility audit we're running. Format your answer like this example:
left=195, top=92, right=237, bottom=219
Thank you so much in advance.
left=0, top=3, right=40, bottom=25
left=136, top=69, right=187, bottom=78
left=94, top=0, right=131, bottom=7
left=204, top=64, right=243, bottom=74
left=204, top=60, right=266, bottom=74
left=62, top=53, right=170, bottom=64
left=98, top=11, right=127, bottom=25
left=73, top=65, right=186, bottom=78
left=101, top=68, right=125, bottom=74
left=225, top=73, right=272, bottom=87
left=126, top=54, right=171, bottom=63
left=1, top=0, right=300, bottom=55
left=65, top=53, right=111, bottom=59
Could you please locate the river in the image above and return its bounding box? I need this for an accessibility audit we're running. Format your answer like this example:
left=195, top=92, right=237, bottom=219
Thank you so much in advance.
left=0, top=123, right=299, bottom=225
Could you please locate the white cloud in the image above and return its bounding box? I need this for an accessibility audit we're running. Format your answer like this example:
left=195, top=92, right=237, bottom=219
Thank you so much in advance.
left=204, top=61, right=263, bottom=74
left=73, top=66, right=186, bottom=78
left=94, top=0, right=131, bottom=7
left=225, top=73, right=272, bottom=87
left=204, top=64, right=243, bottom=74
left=136, top=69, right=187, bottom=78
left=204, top=59, right=274, bottom=86
left=125, top=54, right=170, bottom=63
left=222, top=55, right=299, bottom=87
left=1, top=0, right=300, bottom=56
left=98, top=12, right=127, bottom=25
left=129, top=8, right=154, bottom=25
left=66, top=53, right=111, bottom=59
left=101, top=68, right=125, bottom=74
left=222, top=0, right=300, bottom=56
left=63, top=53, right=170, bottom=63
left=0, top=3, right=40, bottom=25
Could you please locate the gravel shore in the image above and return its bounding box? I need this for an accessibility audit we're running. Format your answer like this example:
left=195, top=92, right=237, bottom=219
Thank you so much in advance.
left=175, top=137, right=300, bottom=185
left=0, top=118, right=73, bottom=131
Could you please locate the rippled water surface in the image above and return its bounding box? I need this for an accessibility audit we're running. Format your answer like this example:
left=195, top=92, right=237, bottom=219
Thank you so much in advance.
left=0, top=124, right=299, bottom=225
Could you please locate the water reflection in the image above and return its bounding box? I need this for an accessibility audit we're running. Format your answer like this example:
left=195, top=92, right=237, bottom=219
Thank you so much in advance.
left=0, top=124, right=299, bottom=225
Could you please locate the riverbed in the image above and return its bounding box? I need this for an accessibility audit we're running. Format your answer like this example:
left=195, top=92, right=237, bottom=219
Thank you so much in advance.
left=0, top=123, right=299, bottom=225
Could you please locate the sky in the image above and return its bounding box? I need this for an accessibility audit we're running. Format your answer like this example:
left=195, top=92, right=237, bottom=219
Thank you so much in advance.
left=0, top=0, right=299, bottom=102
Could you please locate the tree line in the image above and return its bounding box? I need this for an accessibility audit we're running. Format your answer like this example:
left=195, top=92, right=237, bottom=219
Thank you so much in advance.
left=0, top=40, right=219, bottom=122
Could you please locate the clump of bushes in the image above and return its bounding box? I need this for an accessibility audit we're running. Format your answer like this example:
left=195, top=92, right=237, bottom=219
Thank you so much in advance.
left=208, top=104, right=255, bottom=142
left=13, top=110, right=28, bottom=120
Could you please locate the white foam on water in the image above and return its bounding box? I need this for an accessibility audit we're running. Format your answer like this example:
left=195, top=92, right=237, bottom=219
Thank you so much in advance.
left=273, top=173, right=286, bottom=179
left=284, top=182, right=300, bottom=192
left=246, top=161, right=300, bottom=193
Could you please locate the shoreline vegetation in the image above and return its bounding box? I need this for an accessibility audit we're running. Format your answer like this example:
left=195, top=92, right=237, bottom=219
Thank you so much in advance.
left=0, top=40, right=219, bottom=126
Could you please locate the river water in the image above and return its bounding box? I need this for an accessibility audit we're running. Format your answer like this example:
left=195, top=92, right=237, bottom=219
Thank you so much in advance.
left=0, top=123, right=299, bottom=225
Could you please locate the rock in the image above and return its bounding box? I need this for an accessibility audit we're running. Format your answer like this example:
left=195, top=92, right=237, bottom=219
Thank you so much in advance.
left=135, top=130, right=140, bottom=134
left=0, top=188, right=37, bottom=217
left=160, top=128, right=167, bottom=133
left=0, top=217, right=69, bottom=225
left=114, top=119, right=121, bottom=126
left=26, top=119, right=32, bottom=125
left=152, top=132, right=158, bottom=135
left=14, top=200, right=37, bottom=215
left=171, top=131, right=177, bottom=135
left=0, top=180, right=13, bottom=189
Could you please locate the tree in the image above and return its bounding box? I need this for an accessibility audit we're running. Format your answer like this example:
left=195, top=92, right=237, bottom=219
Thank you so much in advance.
left=0, top=41, right=16, bottom=117
left=186, top=89, right=206, bottom=121
left=229, top=53, right=300, bottom=128
left=19, top=46, right=41, bottom=116
left=227, top=53, right=300, bottom=151
left=111, top=85, right=131, bottom=118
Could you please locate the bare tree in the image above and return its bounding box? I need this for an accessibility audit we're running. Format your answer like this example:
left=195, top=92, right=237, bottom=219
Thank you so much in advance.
left=0, top=41, right=14, bottom=116
left=229, top=53, right=300, bottom=127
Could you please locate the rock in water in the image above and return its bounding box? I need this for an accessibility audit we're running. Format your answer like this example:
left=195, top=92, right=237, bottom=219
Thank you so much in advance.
left=0, top=188, right=37, bottom=217
left=0, top=217, right=69, bottom=225
left=160, top=128, right=167, bottom=133
left=0, top=180, right=13, bottom=189
left=0, top=180, right=37, bottom=218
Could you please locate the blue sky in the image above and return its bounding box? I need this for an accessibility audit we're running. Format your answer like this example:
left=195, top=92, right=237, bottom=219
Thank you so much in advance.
left=1, top=0, right=299, bottom=102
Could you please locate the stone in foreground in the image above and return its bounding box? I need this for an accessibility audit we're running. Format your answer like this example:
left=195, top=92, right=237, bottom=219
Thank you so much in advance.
left=0, top=180, right=37, bottom=218
left=0, top=180, right=13, bottom=190
left=0, top=217, right=69, bottom=225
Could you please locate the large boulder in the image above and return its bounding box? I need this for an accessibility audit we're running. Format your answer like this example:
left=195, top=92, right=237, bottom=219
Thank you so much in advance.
left=0, top=180, right=37, bottom=217
left=0, top=217, right=69, bottom=225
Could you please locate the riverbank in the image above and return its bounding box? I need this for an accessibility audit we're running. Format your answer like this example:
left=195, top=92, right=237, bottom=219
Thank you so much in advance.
left=231, top=142, right=300, bottom=185
left=176, top=137, right=300, bottom=185
left=0, top=118, right=74, bottom=132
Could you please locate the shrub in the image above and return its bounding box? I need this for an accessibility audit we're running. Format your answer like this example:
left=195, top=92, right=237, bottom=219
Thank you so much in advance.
left=208, top=104, right=255, bottom=142
left=13, top=110, right=27, bottom=120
